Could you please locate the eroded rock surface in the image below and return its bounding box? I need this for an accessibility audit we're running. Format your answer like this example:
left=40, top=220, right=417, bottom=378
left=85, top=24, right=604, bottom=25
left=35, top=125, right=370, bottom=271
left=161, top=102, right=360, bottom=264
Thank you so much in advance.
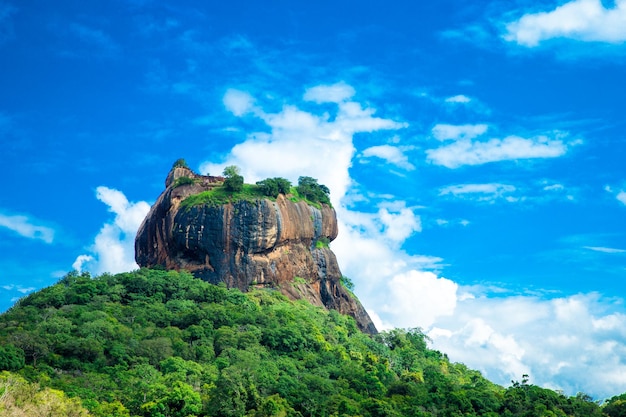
left=135, top=167, right=377, bottom=334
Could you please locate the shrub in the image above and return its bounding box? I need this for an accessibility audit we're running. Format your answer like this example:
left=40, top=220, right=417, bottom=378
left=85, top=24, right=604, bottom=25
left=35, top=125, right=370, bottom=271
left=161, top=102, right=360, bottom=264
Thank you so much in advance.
left=172, top=176, right=195, bottom=188
left=172, top=158, right=189, bottom=169
left=315, top=237, right=330, bottom=249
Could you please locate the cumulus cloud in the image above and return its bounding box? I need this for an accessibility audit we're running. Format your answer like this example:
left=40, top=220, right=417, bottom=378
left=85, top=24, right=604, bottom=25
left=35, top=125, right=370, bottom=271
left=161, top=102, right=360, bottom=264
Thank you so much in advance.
left=427, top=132, right=571, bottom=168
left=360, top=144, right=415, bottom=170
left=201, top=84, right=407, bottom=204
left=201, top=84, right=456, bottom=332
left=379, top=270, right=458, bottom=329
left=429, top=292, right=626, bottom=398
left=617, top=190, right=626, bottom=205
left=0, top=212, right=55, bottom=243
left=504, top=0, right=626, bottom=47
left=74, top=186, right=150, bottom=275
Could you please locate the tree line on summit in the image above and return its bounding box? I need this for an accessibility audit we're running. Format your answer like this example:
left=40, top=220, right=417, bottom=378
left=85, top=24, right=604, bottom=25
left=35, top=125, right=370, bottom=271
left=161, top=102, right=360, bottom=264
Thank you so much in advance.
left=174, top=158, right=332, bottom=207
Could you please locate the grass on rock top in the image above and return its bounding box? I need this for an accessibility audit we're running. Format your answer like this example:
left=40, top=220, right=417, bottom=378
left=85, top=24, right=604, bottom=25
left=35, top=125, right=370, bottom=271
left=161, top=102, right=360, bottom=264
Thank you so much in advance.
left=180, top=184, right=329, bottom=210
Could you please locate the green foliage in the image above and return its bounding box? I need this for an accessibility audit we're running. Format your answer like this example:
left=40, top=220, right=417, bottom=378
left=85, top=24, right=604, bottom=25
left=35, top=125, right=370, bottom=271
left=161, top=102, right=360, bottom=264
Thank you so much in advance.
left=172, top=158, right=189, bottom=169
left=0, top=269, right=609, bottom=417
left=604, top=393, right=626, bottom=417
left=172, top=176, right=196, bottom=188
left=315, top=236, right=330, bottom=249
left=180, top=184, right=266, bottom=209
left=296, top=176, right=331, bottom=207
left=0, top=345, right=25, bottom=371
left=339, top=275, right=355, bottom=291
left=256, top=177, right=292, bottom=198
left=0, top=371, right=92, bottom=416
left=223, top=165, right=244, bottom=192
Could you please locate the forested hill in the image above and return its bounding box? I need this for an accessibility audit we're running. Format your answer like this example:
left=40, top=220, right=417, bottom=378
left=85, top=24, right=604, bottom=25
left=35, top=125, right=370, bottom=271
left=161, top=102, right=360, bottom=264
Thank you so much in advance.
left=0, top=268, right=622, bottom=417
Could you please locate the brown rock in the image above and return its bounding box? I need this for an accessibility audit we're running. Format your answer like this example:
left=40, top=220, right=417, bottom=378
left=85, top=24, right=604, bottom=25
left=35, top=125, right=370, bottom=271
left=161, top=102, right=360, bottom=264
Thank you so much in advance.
left=135, top=167, right=377, bottom=334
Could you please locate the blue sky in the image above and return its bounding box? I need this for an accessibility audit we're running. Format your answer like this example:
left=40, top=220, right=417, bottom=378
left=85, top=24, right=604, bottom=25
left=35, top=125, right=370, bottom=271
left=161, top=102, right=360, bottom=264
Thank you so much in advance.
left=2, top=0, right=626, bottom=399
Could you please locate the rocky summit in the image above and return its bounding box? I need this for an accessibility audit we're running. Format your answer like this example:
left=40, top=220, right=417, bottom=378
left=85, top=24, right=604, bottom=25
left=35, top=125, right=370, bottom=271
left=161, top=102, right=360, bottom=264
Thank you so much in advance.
left=135, top=166, right=377, bottom=334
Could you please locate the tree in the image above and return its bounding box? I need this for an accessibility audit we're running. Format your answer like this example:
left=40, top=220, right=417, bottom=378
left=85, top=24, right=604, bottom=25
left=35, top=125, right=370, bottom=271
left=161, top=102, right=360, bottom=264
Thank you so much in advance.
left=256, top=178, right=292, bottom=198
left=604, top=393, right=626, bottom=417
left=223, top=165, right=244, bottom=192
left=296, top=176, right=331, bottom=206
left=0, top=345, right=24, bottom=371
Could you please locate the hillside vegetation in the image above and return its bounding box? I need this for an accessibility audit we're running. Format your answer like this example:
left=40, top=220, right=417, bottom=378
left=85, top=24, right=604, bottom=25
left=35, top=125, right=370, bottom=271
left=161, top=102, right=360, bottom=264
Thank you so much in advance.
left=0, top=269, right=618, bottom=416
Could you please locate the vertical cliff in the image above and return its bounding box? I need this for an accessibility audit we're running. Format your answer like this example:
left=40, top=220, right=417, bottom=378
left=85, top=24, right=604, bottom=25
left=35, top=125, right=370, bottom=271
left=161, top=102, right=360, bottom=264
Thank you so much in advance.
left=135, top=167, right=377, bottom=334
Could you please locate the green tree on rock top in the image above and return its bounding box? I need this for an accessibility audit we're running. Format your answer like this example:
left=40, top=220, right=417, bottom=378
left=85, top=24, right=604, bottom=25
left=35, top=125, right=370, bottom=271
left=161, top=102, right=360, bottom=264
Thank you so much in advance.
left=223, top=165, right=244, bottom=192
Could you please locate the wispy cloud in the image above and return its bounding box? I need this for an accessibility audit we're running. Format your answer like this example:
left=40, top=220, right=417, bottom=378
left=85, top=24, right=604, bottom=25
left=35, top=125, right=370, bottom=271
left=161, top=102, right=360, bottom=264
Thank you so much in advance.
left=604, top=185, right=626, bottom=206
left=53, top=21, right=120, bottom=58
left=0, top=212, right=55, bottom=243
left=584, top=246, right=626, bottom=254
left=445, top=94, right=471, bottom=103
left=439, top=183, right=518, bottom=203
left=360, top=144, right=415, bottom=171
left=432, top=123, right=489, bottom=141
left=74, top=187, right=150, bottom=274
left=70, top=23, right=119, bottom=53
left=427, top=129, right=574, bottom=168
left=504, top=0, right=626, bottom=47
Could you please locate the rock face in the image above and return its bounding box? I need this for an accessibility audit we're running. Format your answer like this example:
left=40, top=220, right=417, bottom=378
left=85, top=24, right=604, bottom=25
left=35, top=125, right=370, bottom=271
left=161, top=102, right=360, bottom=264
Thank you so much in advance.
left=135, top=167, right=377, bottom=334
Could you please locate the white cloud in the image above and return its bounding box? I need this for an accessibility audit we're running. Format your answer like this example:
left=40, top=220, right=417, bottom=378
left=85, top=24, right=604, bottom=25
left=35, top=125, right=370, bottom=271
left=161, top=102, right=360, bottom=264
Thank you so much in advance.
left=429, top=292, right=626, bottom=398
left=75, top=186, right=151, bottom=275
left=1, top=284, right=35, bottom=295
left=303, top=81, right=355, bottom=103
left=445, top=94, right=471, bottom=103
left=584, top=246, right=626, bottom=254
left=543, top=183, right=565, bottom=191
left=432, top=123, right=488, bottom=141
left=0, top=212, right=55, bottom=243
left=505, top=0, right=626, bottom=47
left=379, top=270, right=458, bottom=329
left=201, top=84, right=455, bottom=332
left=439, top=183, right=517, bottom=202
left=201, top=85, right=407, bottom=205
left=427, top=133, right=570, bottom=168
left=360, top=144, right=415, bottom=170
left=378, top=204, right=421, bottom=243
left=617, top=191, right=626, bottom=205
left=223, top=88, right=255, bottom=116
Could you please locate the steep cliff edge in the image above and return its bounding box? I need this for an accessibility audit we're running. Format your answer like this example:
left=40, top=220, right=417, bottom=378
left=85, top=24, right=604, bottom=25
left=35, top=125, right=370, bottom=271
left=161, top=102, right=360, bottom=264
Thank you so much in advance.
left=135, top=166, right=377, bottom=334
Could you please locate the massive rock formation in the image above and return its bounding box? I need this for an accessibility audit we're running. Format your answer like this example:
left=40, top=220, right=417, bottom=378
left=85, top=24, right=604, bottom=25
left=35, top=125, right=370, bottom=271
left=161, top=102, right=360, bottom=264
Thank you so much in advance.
left=135, top=166, right=377, bottom=334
